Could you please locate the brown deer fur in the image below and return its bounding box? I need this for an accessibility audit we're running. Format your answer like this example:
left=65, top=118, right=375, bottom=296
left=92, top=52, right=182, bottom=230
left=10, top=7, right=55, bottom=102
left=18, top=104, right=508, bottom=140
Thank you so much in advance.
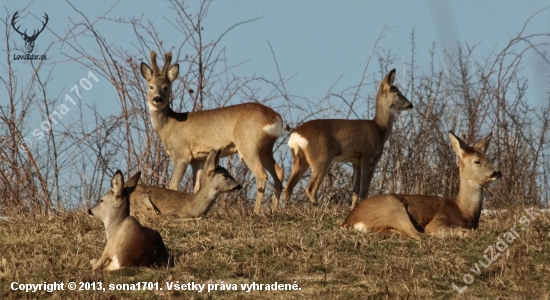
left=283, top=69, right=413, bottom=208
left=341, top=131, right=502, bottom=239
left=130, top=149, right=242, bottom=219
left=88, top=171, right=170, bottom=271
left=140, top=51, right=284, bottom=213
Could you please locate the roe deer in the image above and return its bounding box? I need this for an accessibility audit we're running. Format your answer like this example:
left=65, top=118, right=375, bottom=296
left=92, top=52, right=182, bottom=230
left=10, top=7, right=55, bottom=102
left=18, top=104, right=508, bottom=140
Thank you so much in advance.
left=341, top=131, right=502, bottom=239
left=140, top=51, right=283, bottom=214
left=88, top=170, right=170, bottom=271
left=130, top=149, right=242, bottom=219
left=283, top=69, right=412, bottom=208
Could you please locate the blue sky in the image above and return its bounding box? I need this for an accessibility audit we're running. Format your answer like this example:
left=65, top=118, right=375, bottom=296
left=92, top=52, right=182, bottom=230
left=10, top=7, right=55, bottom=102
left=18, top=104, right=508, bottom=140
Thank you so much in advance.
left=2, top=1, right=549, bottom=206
left=4, top=1, right=549, bottom=114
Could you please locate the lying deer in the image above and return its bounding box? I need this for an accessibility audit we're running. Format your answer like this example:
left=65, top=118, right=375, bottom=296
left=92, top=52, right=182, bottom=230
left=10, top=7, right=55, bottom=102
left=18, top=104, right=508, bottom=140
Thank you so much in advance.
left=283, top=69, right=413, bottom=208
left=88, top=171, right=170, bottom=271
left=130, top=149, right=242, bottom=219
left=341, top=131, right=502, bottom=239
left=140, top=51, right=283, bottom=214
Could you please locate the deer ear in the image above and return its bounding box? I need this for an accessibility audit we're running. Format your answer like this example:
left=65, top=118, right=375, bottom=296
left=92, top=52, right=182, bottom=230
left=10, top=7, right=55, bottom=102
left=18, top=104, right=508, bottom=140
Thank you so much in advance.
left=111, top=170, right=124, bottom=196
left=473, top=133, right=492, bottom=153
left=124, top=171, right=141, bottom=194
left=379, top=69, right=396, bottom=93
left=140, top=62, right=153, bottom=81
left=193, top=169, right=203, bottom=193
left=125, top=171, right=141, bottom=188
left=204, top=149, right=221, bottom=173
left=214, top=149, right=221, bottom=166
left=449, top=131, right=467, bottom=156
left=168, top=64, right=179, bottom=82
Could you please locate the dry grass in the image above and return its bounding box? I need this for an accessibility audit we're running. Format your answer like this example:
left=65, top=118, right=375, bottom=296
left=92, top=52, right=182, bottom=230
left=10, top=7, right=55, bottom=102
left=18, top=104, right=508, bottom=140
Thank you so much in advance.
left=1, top=202, right=549, bottom=299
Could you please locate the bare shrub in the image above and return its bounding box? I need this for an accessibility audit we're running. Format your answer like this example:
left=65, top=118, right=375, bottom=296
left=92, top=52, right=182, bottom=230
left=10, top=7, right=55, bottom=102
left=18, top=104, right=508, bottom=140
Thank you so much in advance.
left=0, top=2, right=548, bottom=216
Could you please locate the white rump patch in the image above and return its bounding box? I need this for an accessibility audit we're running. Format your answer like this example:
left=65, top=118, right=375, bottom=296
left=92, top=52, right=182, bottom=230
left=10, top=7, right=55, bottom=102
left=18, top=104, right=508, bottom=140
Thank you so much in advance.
left=263, top=117, right=283, bottom=137
left=353, top=222, right=366, bottom=231
left=288, top=132, right=309, bottom=155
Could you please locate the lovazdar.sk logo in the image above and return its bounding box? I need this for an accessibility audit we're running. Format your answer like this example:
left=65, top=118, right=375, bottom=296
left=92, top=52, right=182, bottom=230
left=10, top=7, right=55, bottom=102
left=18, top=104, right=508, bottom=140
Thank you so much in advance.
left=11, top=10, right=49, bottom=61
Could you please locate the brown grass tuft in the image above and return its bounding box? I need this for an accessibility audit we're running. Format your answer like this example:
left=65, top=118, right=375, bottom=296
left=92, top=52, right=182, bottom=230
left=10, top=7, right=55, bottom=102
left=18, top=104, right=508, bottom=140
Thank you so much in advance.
left=1, top=205, right=549, bottom=299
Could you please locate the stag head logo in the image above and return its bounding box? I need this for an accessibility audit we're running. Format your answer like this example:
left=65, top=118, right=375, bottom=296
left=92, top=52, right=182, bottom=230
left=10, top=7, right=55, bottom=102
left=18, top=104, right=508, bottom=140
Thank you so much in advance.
left=11, top=11, right=49, bottom=54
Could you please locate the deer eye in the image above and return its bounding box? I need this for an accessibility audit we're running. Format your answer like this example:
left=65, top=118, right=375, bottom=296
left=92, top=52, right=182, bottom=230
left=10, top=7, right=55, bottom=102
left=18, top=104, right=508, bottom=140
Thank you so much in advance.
left=474, top=161, right=481, bottom=165
left=163, top=87, right=168, bottom=91
left=149, top=86, right=153, bottom=89
left=99, top=199, right=104, bottom=203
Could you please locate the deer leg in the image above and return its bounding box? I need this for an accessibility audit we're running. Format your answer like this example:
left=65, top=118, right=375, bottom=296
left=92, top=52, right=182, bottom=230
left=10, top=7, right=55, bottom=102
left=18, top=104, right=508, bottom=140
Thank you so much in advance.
left=357, top=160, right=376, bottom=207
left=90, top=254, right=111, bottom=272
left=351, top=164, right=361, bottom=208
left=241, top=154, right=269, bottom=214
left=260, top=152, right=284, bottom=212
left=378, top=195, right=421, bottom=239
left=392, top=216, right=422, bottom=240
left=425, top=221, right=471, bottom=238
left=283, top=151, right=309, bottom=207
left=253, top=174, right=268, bottom=214
left=169, top=158, right=190, bottom=190
left=305, top=160, right=331, bottom=206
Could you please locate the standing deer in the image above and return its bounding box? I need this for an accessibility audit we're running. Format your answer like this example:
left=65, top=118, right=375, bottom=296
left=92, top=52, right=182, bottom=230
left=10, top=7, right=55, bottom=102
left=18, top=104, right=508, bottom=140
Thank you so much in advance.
left=130, top=149, right=242, bottom=219
left=88, top=170, right=170, bottom=271
left=283, top=69, right=413, bottom=208
left=140, top=51, right=284, bottom=214
left=341, top=131, right=502, bottom=239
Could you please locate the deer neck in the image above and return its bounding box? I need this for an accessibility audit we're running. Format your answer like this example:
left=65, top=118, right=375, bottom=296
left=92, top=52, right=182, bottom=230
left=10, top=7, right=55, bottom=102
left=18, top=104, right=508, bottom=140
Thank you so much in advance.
left=373, top=100, right=396, bottom=143
left=454, top=177, right=484, bottom=228
left=104, top=209, right=128, bottom=240
left=187, top=186, right=219, bottom=216
left=149, top=106, right=172, bottom=133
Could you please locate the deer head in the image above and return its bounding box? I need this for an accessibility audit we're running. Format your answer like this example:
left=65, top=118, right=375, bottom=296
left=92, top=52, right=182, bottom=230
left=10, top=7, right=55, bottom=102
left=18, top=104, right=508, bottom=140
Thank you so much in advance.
left=449, top=131, right=502, bottom=186
left=11, top=11, right=49, bottom=54
left=140, top=51, right=180, bottom=112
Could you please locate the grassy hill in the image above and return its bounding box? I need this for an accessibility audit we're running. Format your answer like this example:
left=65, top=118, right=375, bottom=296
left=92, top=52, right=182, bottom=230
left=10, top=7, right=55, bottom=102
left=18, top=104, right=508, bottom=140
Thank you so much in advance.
left=1, top=203, right=549, bottom=299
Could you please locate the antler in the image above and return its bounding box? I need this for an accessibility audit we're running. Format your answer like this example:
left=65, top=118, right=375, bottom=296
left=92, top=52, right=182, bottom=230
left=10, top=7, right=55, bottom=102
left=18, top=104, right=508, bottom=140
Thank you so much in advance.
left=30, top=13, right=48, bottom=39
left=150, top=51, right=173, bottom=76
left=150, top=51, right=160, bottom=75
left=161, top=53, right=173, bottom=75
left=11, top=11, right=26, bottom=36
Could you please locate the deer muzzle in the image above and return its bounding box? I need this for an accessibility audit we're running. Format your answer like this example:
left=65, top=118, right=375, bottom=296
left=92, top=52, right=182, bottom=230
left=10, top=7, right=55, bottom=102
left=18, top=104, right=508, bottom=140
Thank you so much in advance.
left=490, top=170, right=502, bottom=180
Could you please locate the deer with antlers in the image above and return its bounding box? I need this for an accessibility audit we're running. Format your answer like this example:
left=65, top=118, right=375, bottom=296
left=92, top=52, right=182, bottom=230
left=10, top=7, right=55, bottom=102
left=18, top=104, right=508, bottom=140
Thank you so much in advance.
left=140, top=51, right=284, bottom=214
left=11, top=11, right=49, bottom=54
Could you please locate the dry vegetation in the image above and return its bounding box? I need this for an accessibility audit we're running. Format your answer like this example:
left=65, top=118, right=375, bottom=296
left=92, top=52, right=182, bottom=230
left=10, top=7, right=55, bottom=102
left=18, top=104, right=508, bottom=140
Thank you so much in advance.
left=1, top=205, right=550, bottom=299
left=1, top=0, right=550, bottom=299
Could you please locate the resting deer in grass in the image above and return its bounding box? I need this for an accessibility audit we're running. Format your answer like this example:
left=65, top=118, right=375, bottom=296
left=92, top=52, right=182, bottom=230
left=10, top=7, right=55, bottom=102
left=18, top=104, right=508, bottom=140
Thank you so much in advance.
left=130, top=149, right=242, bottom=219
left=88, top=171, right=170, bottom=271
left=283, top=69, right=413, bottom=208
left=140, top=51, right=283, bottom=213
left=341, top=131, right=502, bottom=239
